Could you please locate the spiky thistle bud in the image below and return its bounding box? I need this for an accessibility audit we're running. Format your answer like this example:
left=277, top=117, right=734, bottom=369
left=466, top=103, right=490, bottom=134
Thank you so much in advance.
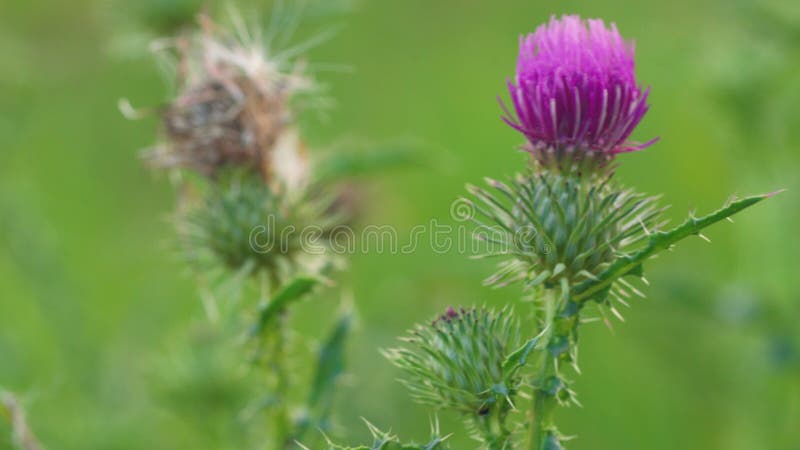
left=468, top=171, right=665, bottom=291
left=127, top=13, right=348, bottom=281
left=504, top=15, right=656, bottom=172
left=386, top=307, right=532, bottom=416
left=180, top=169, right=342, bottom=278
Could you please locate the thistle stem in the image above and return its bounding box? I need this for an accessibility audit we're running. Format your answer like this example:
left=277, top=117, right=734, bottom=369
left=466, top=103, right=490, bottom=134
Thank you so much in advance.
left=527, top=289, right=581, bottom=450
left=270, top=310, right=293, bottom=449
left=477, top=408, right=512, bottom=450
left=260, top=273, right=294, bottom=449
left=529, top=356, right=558, bottom=450
left=1, top=390, right=44, bottom=450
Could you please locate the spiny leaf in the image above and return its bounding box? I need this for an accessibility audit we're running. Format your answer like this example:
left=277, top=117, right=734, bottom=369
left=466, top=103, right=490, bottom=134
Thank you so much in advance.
left=307, top=418, right=450, bottom=449
left=314, top=144, right=426, bottom=182
left=293, top=307, right=353, bottom=443
left=251, top=276, right=319, bottom=336
left=308, top=308, right=352, bottom=408
left=573, top=193, right=777, bottom=303
left=502, top=327, right=547, bottom=376
left=624, top=264, right=644, bottom=278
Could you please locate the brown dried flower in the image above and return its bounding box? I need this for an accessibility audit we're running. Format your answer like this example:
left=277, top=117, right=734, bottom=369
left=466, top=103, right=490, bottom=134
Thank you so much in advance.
left=137, top=13, right=313, bottom=185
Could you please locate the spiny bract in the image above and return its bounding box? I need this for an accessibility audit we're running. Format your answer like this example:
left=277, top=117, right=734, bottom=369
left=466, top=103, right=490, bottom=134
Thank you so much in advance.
left=469, top=171, right=664, bottom=290
left=385, top=307, right=525, bottom=416
left=180, top=170, right=343, bottom=278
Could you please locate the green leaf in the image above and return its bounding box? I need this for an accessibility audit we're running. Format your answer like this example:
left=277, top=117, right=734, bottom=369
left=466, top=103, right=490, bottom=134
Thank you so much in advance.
left=251, top=276, right=319, bottom=336
left=314, top=144, right=426, bottom=182
left=502, top=329, right=546, bottom=376
left=293, top=307, right=353, bottom=445
left=308, top=418, right=450, bottom=449
left=624, top=263, right=644, bottom=278
left=573, top=192, right=778, bottom=303
left=308, top=309, right=352, bottom=407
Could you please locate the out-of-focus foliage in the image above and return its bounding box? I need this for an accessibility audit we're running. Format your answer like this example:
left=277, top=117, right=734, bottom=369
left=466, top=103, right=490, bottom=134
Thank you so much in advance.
left=0, top=0, right=797, bottom=449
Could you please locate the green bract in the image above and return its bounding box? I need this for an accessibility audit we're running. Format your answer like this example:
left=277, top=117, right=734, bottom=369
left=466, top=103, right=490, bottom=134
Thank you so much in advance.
left=468, top=171, right=664, bottom=290
left=386, top=307, right=544, bottom=449
left=386, top=307, right=523, bottom=415
left=180, top=170, right=343, bottom=279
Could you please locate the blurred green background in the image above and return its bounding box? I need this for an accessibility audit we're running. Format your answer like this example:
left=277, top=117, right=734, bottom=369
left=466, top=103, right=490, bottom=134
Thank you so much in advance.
left=1, top=0, right=798, bottom=449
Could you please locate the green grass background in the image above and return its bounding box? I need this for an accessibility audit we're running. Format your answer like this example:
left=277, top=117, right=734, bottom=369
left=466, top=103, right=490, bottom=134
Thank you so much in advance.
left=1, top=0, right=798, bottom=449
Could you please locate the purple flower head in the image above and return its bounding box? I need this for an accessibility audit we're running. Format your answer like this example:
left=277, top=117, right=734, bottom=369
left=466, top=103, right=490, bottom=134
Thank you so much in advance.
left=504, top=15, right=656, bottom=169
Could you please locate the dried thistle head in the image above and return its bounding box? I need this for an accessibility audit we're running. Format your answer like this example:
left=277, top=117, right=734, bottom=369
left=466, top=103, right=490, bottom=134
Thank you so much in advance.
left=147, top=13, right=314, bottom=185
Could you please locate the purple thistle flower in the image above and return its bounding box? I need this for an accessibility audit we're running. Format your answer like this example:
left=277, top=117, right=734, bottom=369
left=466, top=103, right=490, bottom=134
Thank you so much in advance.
left=504, top=15, right=657, bottom=168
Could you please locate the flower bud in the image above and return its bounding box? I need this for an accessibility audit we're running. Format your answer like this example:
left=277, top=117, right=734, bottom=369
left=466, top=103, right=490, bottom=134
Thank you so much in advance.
left=181, top=170, right=338, bottom=277
left=470, top=172, right=663, bottom=288
left=386, top=307, right=524, bottom=416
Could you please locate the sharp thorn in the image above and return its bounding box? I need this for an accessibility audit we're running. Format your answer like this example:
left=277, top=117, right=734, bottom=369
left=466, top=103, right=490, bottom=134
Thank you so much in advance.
left=765, top=188, right=787, bottom=198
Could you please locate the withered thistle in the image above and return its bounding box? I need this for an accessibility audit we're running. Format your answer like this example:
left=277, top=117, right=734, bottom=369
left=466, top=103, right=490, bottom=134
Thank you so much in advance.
left=150, top=13, right=312, bottom=185
left=127, top=12, right=347, bottom=282
left=127, top=10, right=353, bottom=450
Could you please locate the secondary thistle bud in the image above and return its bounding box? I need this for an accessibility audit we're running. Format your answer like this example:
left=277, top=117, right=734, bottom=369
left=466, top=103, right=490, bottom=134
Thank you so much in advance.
left=504, top=15, right=656, bottom=172
left=385, top=307, right=525, bottom=416
left=181, top=170, right=338, bottom=277
left=147, top=14, right=312, bottom=184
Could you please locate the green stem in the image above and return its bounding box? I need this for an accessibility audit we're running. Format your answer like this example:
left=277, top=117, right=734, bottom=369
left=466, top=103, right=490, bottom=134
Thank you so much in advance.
left=260, top=273, right=294, bottom=449
left=255, top=274, right=321, bottom=448
left=527, top=290, right=581, bottom=450
left=523, top=194, right=775, bottom=449
left=477, top=407, right=512, bottom=450
left=270, top=310, right=292, bottom=449
left=529, top=358, right=557, bottom=450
